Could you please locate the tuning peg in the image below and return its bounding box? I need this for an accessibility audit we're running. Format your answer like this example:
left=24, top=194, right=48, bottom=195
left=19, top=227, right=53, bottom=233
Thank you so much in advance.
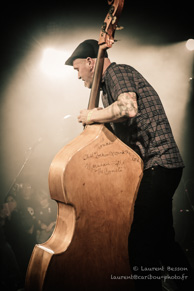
left=116, top=24, right=124, bottom=30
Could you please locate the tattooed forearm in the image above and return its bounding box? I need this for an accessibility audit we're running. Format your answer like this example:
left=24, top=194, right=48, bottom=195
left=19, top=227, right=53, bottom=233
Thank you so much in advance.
left=116, top=92, right=138, bottom=118
left=79, top=92, right=138, bottom=125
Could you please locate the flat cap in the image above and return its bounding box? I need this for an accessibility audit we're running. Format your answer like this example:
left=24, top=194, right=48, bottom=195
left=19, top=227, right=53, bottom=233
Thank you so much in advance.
left=65, top=39, right=108, bottom=66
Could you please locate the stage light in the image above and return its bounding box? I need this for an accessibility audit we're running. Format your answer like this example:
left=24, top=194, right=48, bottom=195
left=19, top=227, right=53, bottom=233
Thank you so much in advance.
left=186, top=39, right=194, bottom=51
left=40, top=48, right=70, bottom=78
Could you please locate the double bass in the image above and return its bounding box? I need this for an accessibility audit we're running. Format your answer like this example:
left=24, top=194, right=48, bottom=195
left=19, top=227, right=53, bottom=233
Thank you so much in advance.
left=25, top=1, right=143, bottom=290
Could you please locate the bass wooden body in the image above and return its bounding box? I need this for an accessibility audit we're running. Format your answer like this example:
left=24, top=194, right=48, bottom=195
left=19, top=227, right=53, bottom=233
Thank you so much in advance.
left=25, top=124, right=143, bottom=290
left=25, top=1, right=144, bottom=290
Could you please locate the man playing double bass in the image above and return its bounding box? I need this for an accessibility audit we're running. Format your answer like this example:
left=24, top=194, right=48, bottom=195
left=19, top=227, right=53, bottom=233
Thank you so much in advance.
left=65, top=39, right=194, bottom=291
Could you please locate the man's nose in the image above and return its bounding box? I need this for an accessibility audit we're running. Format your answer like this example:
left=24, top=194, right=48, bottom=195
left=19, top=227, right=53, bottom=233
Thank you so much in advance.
left=78, top=73, right=81, bottom=80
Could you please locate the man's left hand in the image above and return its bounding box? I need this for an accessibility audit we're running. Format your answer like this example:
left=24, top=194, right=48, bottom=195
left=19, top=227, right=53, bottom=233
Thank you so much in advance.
left=78, top=108, right=102, bottom=125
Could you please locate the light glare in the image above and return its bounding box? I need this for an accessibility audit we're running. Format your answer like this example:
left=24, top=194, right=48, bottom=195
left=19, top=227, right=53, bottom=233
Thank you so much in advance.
left=40, top=48, right=70, bottom=77
left=186, top=39, right=194, bottom=51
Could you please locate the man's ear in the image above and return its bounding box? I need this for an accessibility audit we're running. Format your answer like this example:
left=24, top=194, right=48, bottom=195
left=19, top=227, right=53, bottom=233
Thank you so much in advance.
left=86, top=57, right=92, bottom=64
left=86, top=57, right=95, bottom=71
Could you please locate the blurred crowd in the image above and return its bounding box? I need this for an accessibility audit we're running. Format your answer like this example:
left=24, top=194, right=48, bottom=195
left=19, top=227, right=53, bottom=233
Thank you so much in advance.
left=0, top=182, right=57, bottom=291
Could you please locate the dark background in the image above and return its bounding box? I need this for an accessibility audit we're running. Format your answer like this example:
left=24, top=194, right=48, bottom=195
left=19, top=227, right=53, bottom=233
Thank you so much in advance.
left=0, top=0, right=194, bottom=272
left=0, top=1, right=193, bottom=76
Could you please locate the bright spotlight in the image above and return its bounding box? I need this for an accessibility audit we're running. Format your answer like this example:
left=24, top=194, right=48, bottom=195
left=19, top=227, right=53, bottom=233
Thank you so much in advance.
left=186, top=39, right=194, bottom=51
left=40, top=48, right=70, bottom=78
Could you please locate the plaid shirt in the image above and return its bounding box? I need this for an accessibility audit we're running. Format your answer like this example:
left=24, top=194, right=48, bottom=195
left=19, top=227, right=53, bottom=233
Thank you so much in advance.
left=101, top=62, right=184, bottom=170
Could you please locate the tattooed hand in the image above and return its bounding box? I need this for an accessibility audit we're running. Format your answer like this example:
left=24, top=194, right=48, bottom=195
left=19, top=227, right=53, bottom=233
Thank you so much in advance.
left=78, top=107, right=103, bottom=125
